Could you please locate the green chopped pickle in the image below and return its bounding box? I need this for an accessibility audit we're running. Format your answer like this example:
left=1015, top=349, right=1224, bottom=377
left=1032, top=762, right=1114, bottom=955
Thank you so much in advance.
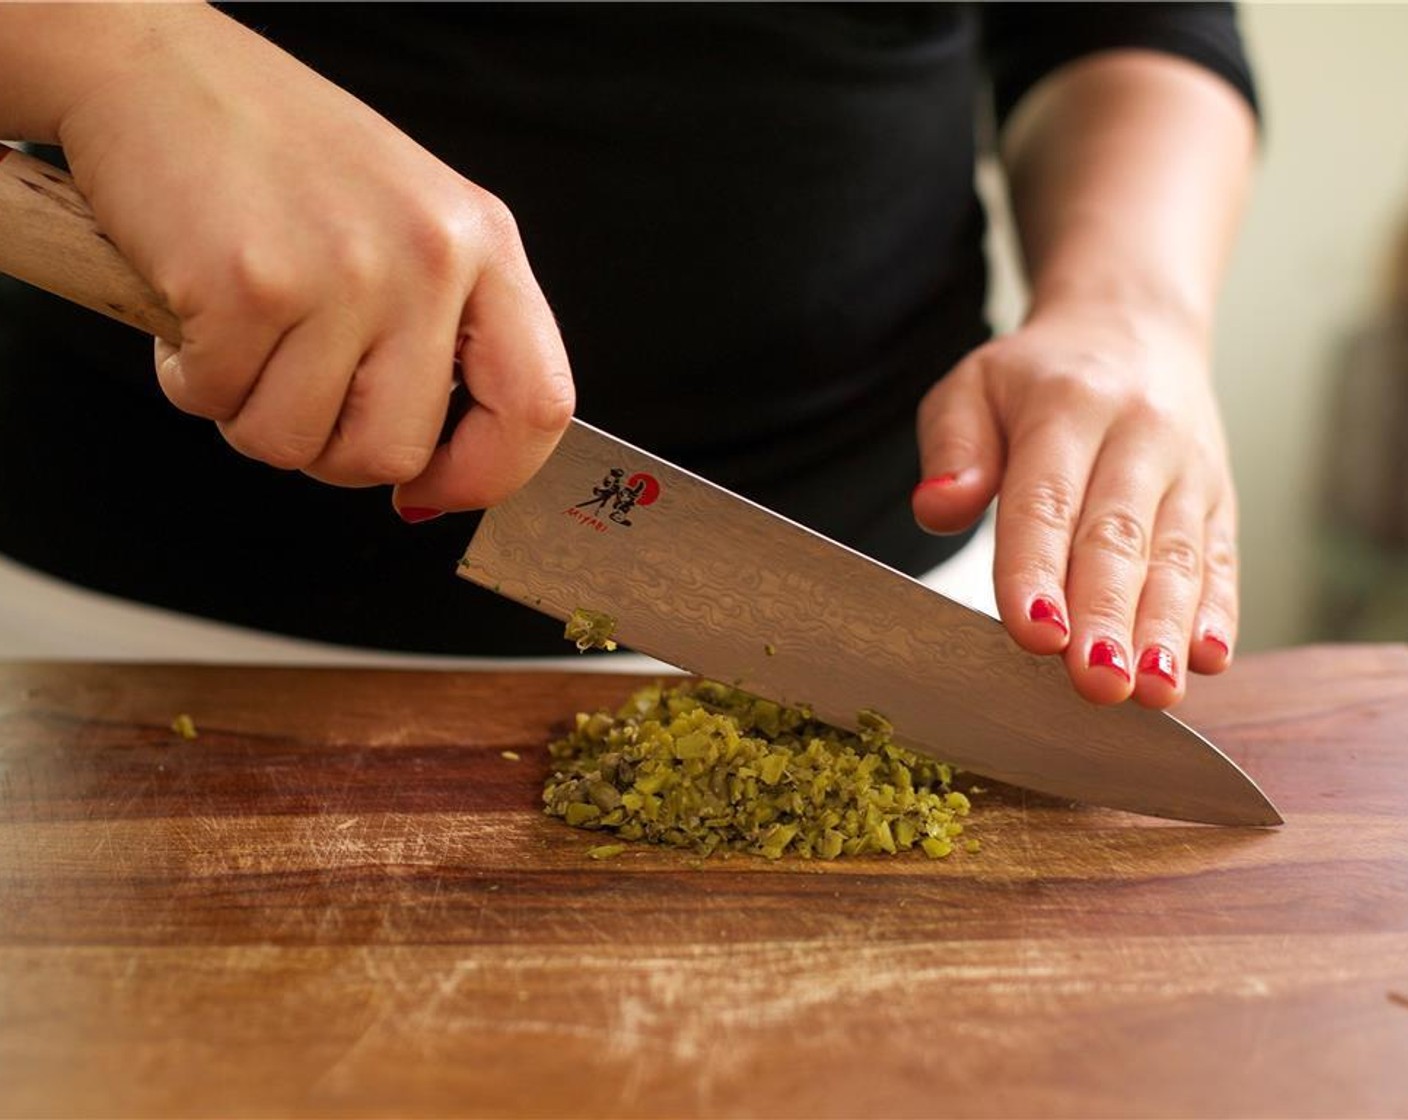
left=564, top=608, right=619, bottom=652
left=544, top=680, right=977, bottom=861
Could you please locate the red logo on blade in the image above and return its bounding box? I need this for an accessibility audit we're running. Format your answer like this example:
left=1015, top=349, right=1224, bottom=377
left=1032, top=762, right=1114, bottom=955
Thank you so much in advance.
left=563, top=467, right=662, bottom=532
left=626, top=472, right=661, bottom=507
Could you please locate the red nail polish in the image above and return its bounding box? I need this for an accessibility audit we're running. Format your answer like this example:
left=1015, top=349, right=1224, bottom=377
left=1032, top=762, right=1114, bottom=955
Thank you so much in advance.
left=1201, top=631, right=1231, bottom=660
left=1138, top=645, right=1178, bottom=688
left=398, top=506, right=444, bottom=524
left=1028, top=596, right=1069, bottom=635
left=913, top=474, right=960, bottom=496
left=1088, top=640, right=1130, bottom=681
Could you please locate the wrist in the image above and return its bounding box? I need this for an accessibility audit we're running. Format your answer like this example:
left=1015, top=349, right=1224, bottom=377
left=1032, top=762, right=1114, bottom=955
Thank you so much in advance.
left=1025, top=267, right=1215, bottom=354
left=0, top=3, right=213, bottom=144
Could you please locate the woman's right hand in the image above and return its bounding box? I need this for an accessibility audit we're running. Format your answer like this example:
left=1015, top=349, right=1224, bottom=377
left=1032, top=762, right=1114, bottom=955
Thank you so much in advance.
left=21, top=4, right=574, bottom=518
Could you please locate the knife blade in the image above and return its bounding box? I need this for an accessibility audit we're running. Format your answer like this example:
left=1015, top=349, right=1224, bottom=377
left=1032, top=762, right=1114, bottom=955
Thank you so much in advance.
left=0, top=146, right=1280, bottom=826
left=461, top=419, right=1282, bottom=826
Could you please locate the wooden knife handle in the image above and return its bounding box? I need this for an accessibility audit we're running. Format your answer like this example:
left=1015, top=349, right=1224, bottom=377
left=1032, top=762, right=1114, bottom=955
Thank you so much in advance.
left=0, top=145, right=182, bottom=344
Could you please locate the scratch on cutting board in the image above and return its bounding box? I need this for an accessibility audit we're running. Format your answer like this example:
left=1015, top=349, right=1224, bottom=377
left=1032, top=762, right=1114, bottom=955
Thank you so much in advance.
left=306, top=948, right=409, bottom=1093
left=585, top=934, right=1326, bottom=1105
left=595, top=941, right=1053, bottom=1106
left=172, top=811, right=538, bottom=879
left=310, top=953, right=601, bottom=1095
left=300, top=933, right=1402, bottom=1111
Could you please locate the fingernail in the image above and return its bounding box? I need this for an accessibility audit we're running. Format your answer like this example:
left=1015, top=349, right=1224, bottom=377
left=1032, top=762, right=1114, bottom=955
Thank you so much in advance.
left=1138, top=645, right=1179, bottom=688
left=1201, top=630, right=1231, bottom=660
left=398, top=506, right=444, bottom=524
left=1027, top=596, right=1069, bottom=635
left=1088, top=640, right=1130, bottom=681
left=913, top=473, right=960, bottom=496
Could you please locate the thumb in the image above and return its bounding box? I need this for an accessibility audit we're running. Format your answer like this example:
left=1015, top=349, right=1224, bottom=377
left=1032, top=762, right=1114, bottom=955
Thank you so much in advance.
left=912, top=360, right=1004, bottom=535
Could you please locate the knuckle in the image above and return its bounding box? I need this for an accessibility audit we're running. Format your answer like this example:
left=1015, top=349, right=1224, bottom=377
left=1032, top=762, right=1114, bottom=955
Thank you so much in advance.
left=358, top=442, right=435, bottom=486
left=1119, top=391, right=1178, bottom=429
left=226, top=425, right=326, bottom=472
left=157, top=358, right=243, bottom=422
left=1203, top=531, right=1239, bottom=579
left=1030, top=364, right=1121, bottom=417
left=1123, top=401, right=1194, bottom=453
left=1033, top=366, right=1170, bottom=429
left=1042, top=367, right=1100, bottom=406
left=1012, top=478, right=1082, bottom=532
left=405, top=212, right=463, bottom=282
left=226, top=248, right=303, bottom=317
left=473, top=189, right=522, bottom=249
left=1148, top=531, right=1202, bottom=580
left=328, top=236, right=381, bottom=298
left=161, top=380, right=235, bottom=423
left=182, top=395, right=240, bottom=424
left=1001, top=559, right=1065, bottom=598
left=1082, top=584, right=1136, bottom=631
left=155, top=255, right=219, bottom=320
left=1077, top=508, right=1149, bottom=562
left=314, top=435, right=435, bottom=487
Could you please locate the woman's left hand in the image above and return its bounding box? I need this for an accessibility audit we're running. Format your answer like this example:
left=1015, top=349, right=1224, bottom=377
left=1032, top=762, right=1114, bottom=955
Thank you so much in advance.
left=912, top=298, right=1237, bottom=709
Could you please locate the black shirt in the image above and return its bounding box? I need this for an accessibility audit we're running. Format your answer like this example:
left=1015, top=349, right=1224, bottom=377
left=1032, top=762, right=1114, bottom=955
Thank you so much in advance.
left=0, top=3, right=1256, bottom=655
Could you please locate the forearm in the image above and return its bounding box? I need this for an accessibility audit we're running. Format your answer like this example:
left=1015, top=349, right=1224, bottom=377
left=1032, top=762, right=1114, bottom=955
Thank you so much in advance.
left=0, top=2, right=211, bottom=143
left=1001, top=49, right=1257, bottom=344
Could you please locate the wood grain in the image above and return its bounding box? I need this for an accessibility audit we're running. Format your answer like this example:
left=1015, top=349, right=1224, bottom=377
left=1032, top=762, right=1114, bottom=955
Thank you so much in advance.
left=0, top=147, right=181, bottom=343
left=1, top=649, right=1406, bottom=1119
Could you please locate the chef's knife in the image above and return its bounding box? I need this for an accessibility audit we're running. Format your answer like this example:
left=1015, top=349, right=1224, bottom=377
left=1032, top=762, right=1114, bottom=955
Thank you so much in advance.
left=0, top=145, right=1281, bottom=826
left=462, top=422, right=1281, bottom=826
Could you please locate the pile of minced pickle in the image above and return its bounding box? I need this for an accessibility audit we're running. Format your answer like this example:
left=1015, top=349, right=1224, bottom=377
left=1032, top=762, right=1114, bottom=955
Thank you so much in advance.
left=544, top=679, right=978, bottom=861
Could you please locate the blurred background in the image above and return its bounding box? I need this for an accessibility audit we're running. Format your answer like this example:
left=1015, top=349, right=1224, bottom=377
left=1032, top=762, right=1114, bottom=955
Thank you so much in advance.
left=5, top=4, right=1406, bottom=663
left=983, top=1, right=1408, bottom=653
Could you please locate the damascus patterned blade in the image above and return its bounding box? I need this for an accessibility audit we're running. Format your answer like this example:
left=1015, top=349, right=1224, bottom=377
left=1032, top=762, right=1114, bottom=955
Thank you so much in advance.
left=459, top=419, right=1281, bottom=826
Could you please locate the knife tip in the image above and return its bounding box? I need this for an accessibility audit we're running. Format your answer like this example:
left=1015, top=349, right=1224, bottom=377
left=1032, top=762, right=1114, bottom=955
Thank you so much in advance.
left=1224, top=784, right=1284, bottom=828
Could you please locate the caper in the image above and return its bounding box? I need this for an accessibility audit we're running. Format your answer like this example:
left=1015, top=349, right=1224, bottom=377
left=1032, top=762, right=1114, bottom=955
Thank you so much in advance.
left=543, top=680, right=977, bottom=862
left=587, top=780, right=623, bottom=813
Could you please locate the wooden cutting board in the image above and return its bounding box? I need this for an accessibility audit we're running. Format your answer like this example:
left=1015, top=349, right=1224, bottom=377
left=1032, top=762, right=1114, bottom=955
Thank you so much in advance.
left=1, top=647, right=1405, bottom=1119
